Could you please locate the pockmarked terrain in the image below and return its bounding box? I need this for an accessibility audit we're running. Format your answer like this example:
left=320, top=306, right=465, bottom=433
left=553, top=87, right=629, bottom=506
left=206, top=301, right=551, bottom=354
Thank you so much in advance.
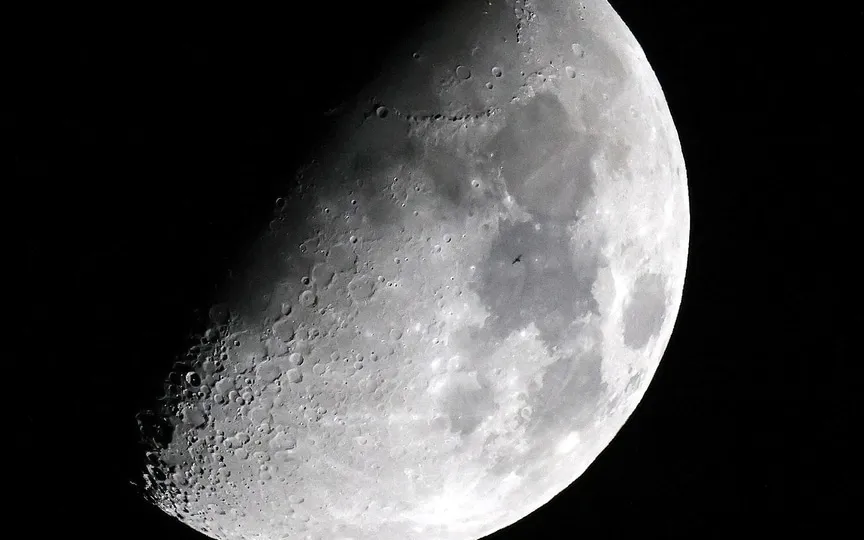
left=137, top=1, right=690, bottom=538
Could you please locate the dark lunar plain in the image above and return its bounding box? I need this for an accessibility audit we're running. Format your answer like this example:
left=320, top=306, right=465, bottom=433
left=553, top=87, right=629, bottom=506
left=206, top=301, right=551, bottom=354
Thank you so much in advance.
left=15, top=1, right=856, bottom=538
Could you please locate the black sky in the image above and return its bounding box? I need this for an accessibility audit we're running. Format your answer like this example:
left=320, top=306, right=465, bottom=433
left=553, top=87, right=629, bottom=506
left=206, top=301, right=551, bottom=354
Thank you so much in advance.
left=14, top=1, right=856, bottom=538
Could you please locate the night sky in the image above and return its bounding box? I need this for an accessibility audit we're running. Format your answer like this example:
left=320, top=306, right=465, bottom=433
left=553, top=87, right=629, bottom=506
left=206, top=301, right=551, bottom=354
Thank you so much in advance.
left=14, top=1, right=855, bottom=537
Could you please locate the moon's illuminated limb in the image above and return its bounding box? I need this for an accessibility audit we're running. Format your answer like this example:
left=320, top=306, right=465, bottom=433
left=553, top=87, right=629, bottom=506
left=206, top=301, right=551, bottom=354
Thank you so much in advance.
left=137, top=1, right=689, bottom=539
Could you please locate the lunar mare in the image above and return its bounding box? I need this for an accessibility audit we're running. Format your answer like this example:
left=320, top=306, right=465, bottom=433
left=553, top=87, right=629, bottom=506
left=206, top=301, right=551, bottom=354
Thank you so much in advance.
left=137, top=1, right=689, bottom=539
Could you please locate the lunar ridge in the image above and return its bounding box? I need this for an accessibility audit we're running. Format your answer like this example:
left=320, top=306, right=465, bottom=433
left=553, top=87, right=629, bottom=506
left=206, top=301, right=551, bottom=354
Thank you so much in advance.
left=137, top=1, right=689, bottom=539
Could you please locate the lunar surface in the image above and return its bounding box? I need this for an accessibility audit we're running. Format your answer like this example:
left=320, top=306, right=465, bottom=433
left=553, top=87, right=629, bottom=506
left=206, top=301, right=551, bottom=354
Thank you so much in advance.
left=137, top=1, right=690, bottom=539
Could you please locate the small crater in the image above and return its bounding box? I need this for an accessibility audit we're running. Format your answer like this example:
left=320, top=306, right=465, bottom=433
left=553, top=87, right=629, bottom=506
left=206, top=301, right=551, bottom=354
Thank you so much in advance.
left=286, top=369, right=303, bottom=384
left=299, top=290, right=317, bottom=308
left=255, top=360, right=281, bottom=384
left=348, top=275, right=376, bottom=300
left=272, top=318, right=295, bottom=342
left=269, top=432, right=297, bottom=451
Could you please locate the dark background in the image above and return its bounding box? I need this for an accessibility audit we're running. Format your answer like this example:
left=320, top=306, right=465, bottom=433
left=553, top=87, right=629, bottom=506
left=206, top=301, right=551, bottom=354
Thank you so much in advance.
left=14, top=1, right=856, bottom=538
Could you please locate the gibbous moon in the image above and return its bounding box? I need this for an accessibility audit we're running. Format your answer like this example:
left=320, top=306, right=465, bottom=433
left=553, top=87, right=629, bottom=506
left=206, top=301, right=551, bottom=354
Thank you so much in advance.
left=137, top=1, right=689, bottom=539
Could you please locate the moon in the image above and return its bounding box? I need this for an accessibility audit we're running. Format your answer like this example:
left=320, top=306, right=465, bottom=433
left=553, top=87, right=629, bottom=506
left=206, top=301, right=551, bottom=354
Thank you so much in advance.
left=137, top=1, right=690, bottom=539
